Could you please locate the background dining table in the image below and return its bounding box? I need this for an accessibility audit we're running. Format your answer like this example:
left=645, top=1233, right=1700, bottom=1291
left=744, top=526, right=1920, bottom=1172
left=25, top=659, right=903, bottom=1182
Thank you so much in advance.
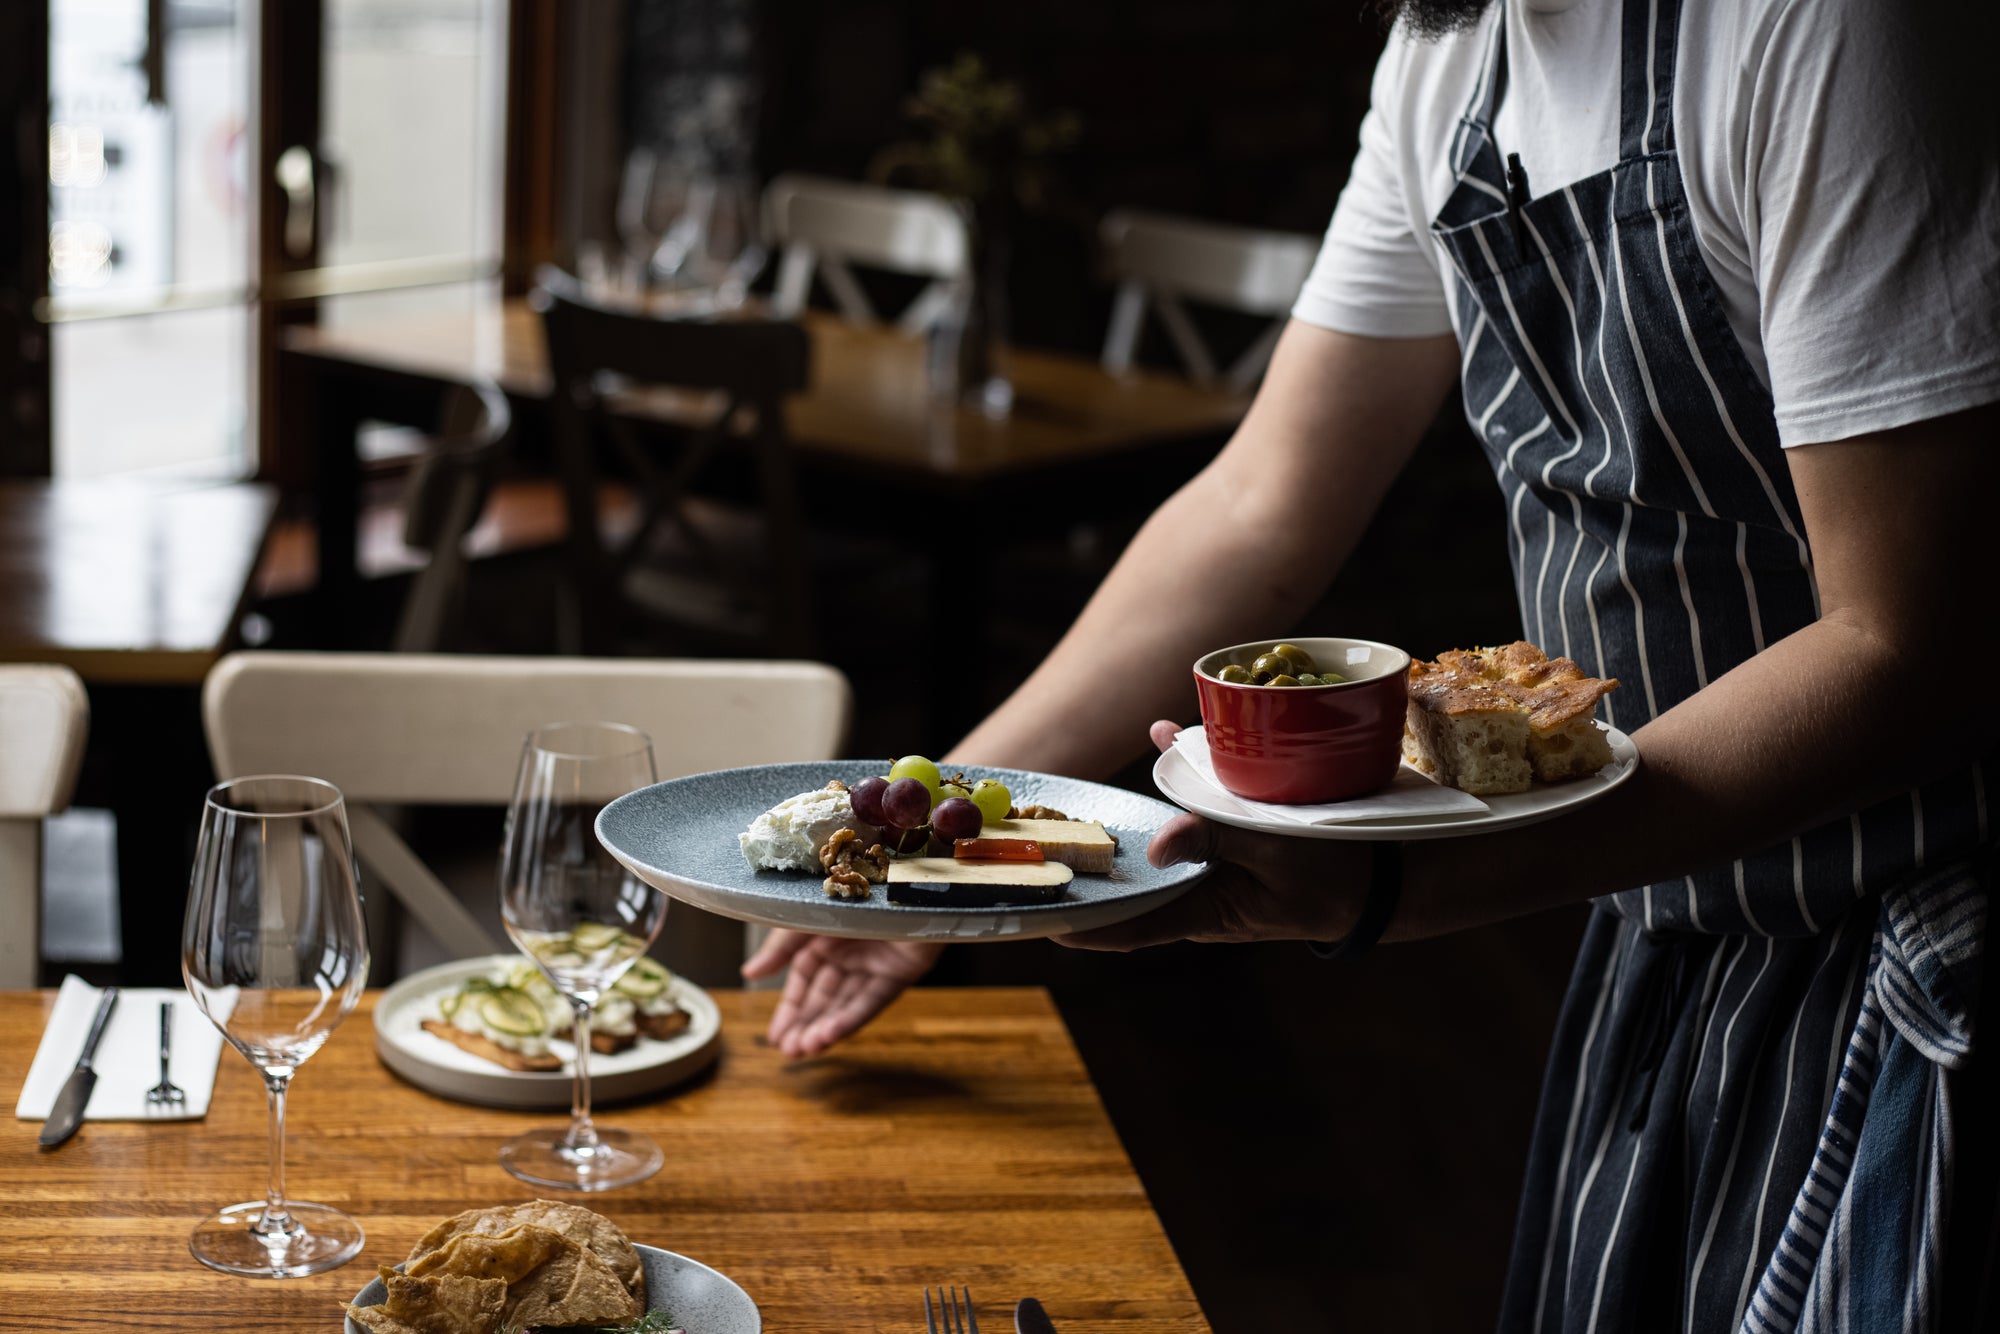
left=279, top=292, right=1251, bottom=673
left=0, top=985, right=1210, bottom=1332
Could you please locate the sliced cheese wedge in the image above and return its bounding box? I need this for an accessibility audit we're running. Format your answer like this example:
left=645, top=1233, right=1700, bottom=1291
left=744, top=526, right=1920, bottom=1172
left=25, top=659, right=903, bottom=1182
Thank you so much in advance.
left=886, top=856, right=1073, bottom=907
left=886, top=857, right=1074, bottom=886
left=976, top=819, right=1116, bottom=873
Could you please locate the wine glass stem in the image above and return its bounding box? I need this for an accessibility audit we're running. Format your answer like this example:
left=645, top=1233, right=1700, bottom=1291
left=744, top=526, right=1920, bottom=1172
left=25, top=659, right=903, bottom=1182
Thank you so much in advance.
left=565, top=1001, right=599, bottom=1152
left=257, top=1071, right=295, bottom=1234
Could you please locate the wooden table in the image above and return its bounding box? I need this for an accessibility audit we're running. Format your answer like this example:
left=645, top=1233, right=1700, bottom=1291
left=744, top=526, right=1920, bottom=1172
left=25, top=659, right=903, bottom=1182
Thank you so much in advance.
left=0, top=987, right=1209, bottom=1333
left=280, top=293, right=1249, bottom=654
left=0, top=479, right=278, bottom=685
left=0, top=478, right=280, bottom=982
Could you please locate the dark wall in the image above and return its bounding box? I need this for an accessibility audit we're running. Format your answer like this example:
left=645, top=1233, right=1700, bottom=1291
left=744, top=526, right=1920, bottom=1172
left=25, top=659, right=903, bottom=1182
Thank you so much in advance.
left=617, top=0, right=1390, bottom=356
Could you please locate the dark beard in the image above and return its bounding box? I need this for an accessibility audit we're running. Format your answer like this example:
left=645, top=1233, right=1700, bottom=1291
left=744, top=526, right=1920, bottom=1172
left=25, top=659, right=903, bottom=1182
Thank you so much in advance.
left=1370, top=0, right=1497, bottom=39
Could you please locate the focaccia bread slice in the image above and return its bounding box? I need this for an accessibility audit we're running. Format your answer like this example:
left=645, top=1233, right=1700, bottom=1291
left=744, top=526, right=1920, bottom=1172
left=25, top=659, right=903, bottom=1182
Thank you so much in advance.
left=1403, top=642, right=1618, bottom=794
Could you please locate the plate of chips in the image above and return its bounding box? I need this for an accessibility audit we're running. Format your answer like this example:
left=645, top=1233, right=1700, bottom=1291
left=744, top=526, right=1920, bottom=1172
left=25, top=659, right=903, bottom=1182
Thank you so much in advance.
left=344, top=1200, right=759, bottom=1334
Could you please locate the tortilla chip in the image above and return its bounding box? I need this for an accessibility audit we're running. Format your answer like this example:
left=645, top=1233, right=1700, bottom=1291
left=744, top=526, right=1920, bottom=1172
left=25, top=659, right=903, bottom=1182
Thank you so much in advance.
left=404, top=1223, right=568, bottom=1288
left=343, top=1272, right=506, bottom=1334
left=404, top=1199, right=645, bottom=1303
left=501, top=1233, right=643, bottom=1330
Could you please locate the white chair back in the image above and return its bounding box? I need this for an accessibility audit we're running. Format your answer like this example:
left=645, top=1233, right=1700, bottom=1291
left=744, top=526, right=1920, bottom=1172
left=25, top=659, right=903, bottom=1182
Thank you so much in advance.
left=764, top=173, right=969, bottom=333
left=1098, top=208, right=1319, bottom=390
left=0, top=665, right=89, bottom=986
left=203, top=652, right=852, bottom=978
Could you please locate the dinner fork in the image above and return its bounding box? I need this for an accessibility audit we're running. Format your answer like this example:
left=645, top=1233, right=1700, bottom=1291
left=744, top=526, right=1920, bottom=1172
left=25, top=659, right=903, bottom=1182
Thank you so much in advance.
left=145, top=1001, right=185, bottom=1111
left=924, top=1286, right=979, bottom=1334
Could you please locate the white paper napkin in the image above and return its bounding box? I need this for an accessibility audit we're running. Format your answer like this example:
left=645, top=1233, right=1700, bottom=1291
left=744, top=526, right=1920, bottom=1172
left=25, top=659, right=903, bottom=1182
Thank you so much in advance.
left=1171, top=726, right=1490, bottom=825
left=14, top=975, right=228, bottom=1122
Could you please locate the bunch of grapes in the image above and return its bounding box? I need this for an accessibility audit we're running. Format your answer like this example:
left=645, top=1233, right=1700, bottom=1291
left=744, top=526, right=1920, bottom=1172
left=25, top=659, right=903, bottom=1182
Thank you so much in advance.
left=849, top=755, right=1012, bottom=854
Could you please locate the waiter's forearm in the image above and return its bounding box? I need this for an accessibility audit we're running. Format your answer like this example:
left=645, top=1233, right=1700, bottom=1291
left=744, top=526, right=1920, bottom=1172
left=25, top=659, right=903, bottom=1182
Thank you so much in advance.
left=949, top=323, right=1462, bottom=779
left=1392, top=614, right=1995, bottom=941
left=1393, top=410, right=2000, bottom=942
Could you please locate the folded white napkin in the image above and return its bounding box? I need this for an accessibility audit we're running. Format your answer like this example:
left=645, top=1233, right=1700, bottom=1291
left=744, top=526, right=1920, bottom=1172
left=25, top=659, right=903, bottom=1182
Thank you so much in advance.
left=1171, top=726, right=1490, bottom=825
left=14, top=975, right=228, bottom=1122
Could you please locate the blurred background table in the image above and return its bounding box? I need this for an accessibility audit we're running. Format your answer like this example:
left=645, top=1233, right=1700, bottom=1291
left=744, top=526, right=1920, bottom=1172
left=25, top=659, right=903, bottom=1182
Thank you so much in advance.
left=0, top=479, right=277, bottom=684
left=281, top=295, right=1249, bottom=631
left=0, top=479, right=278, bottom=984
left=0, top=985, right=1209, bottom=1333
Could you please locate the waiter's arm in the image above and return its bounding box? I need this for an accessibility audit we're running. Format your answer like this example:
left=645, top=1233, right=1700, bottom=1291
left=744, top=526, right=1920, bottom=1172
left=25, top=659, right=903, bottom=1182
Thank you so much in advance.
left=949, top=321, right=1462, bottom=777
left=1072, top=401, right=2000, bottom=950
left=743, top=321, right=1461, bottom=1056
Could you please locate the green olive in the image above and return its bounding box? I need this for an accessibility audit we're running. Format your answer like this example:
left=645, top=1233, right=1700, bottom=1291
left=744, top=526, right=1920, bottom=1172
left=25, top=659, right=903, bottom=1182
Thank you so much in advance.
left=1272, top=643, right=1318, bottom=674
left=1251, top=671, right=1274, bottom=685
left=1295, top=673, right=1321, bottom=686
left=1265, top=673, right=1301, bottom=687
left=1217, top=664, right=1253, bottom=685
left=1320, top=670, right=1346, bottom=684
left=1252, top=653, right=1291, bottom=678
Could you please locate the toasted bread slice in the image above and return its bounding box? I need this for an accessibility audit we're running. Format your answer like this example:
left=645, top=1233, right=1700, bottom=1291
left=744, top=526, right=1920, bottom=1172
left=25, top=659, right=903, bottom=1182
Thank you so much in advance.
left=420, top=1018, right=562, bottom=1072
left=636, top=1007, right=691, bottom=1041
left=589, top=1027, right=639, bottom=1056
left=1404, top=642, right=1618, bottom=795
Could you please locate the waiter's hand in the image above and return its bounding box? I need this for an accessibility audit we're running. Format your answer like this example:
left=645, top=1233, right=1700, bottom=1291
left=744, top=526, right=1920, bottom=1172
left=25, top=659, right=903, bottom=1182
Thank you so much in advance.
left=1054, top=720, right=1376, bottom=952
left=741, top=931, right=942, bottom=1059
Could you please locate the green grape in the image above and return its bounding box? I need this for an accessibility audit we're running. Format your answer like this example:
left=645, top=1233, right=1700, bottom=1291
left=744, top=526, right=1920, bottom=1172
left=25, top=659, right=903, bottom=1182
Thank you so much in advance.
left=888, top=754, right=942, bottom=801
left=971, top=778, right=1012, bottom=824
left=938, top=778, right=972, bottom=806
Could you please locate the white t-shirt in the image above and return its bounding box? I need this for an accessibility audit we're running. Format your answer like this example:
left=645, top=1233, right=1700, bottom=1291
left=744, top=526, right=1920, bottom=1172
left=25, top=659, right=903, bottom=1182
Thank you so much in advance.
left=1292, top=0, right=2000, bottom=446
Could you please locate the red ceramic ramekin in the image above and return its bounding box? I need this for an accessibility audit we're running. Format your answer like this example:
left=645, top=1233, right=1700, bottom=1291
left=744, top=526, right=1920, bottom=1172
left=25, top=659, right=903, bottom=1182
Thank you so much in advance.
left=1192, top=637, right=1411, bottom=804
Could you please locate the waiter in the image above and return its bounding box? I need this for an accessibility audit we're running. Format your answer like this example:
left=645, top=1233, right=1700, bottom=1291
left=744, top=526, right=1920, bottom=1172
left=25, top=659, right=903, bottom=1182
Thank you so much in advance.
left=748, top=0, right=2000, bottom=1327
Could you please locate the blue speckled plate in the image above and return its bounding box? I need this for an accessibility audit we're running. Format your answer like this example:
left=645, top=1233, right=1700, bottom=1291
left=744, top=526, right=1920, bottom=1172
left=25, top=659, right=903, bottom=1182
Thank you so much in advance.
left=345, top=1243, right=759, bottom=1334
left=595, top=761, right=1209, bottom=942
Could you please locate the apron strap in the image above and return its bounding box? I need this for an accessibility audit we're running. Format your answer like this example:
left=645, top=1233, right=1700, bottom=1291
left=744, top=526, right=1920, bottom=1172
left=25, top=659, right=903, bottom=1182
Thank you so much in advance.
left=1619, top=0, right=1684, bottom=159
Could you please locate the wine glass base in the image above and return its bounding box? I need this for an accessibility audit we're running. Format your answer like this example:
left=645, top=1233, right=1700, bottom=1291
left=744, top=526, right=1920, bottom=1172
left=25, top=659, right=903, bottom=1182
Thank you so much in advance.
left=189, top=1201, right=365, bottom=1278
left=499, top=1127, right=663, bottom=1192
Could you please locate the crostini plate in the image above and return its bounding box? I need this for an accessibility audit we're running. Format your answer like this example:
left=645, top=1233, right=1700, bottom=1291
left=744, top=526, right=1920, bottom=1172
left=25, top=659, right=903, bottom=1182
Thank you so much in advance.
left=1153, top=724, right=1639, bottom=840
left=594, top=761, right=1209, bottom=942
left=346, top=1242, right=759, bottom=1334
left=374, top=955, right=721, bottom=1109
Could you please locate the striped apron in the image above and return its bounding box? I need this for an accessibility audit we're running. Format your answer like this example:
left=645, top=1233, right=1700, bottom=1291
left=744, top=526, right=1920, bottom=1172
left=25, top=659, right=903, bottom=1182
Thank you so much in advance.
left=1427, top=2, right=1998, bottom=1330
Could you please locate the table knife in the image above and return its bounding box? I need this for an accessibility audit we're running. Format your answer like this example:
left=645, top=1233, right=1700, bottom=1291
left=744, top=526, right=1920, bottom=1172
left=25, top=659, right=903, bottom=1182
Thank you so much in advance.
left=38, top=987, right=119, bottom=1149
left=1014, top=1297, right=1058, bottom=1334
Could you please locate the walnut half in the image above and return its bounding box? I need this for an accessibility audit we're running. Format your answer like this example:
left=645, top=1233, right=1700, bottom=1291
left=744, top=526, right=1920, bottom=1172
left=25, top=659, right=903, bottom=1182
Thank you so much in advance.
left=819, top=827, right=889, bottom=900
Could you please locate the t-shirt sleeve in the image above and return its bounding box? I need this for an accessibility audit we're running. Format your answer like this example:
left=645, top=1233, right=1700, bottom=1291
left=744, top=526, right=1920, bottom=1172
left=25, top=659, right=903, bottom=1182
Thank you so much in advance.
left=1746, top=0, right=2000, bottom=445
left=1291, top=38, right=1455, bottom=339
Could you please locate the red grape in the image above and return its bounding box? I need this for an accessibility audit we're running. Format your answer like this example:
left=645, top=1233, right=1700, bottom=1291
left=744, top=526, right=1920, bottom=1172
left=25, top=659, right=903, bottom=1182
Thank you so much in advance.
left=882, top=777, right=932, bottom=829
left=850, top=775, right=889, bottom=826
left=883, top=824, right=930, bottom=854
left=931, top=797, right=982, bottom=843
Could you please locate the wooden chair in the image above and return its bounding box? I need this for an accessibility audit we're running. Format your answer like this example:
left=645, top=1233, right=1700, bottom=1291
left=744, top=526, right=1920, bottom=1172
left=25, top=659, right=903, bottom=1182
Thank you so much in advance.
left=391, top=381, right=511, bottom=652
left=535, top=268, right=814, bottom=657
left=0, top=665, right=89, bottom=987
left=763, top=173, right=969, bottom=333
left=202, top=651, right=852, bottom=985
left=1098, top=209, right=1319, bottom=391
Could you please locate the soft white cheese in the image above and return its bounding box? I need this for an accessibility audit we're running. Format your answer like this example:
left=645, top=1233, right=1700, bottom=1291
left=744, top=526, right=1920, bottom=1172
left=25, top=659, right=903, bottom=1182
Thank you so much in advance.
left=739, top=786, right=861, bottom=872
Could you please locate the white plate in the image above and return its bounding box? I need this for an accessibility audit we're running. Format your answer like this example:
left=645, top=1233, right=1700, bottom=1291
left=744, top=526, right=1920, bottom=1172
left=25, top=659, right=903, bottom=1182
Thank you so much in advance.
left=374, top=955, right=721, bottom=1110
left=593, top=761, right=1208, bottom=943
left=346, top=1242, right=760, bottom=1334
left=1153, top=725, right=1639, bottom=840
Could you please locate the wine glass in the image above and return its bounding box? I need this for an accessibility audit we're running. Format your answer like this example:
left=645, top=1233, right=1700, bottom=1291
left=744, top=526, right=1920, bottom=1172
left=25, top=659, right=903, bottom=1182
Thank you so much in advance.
left=498, top=722, right=667, bottom=1191
left=181, top=775, right=369, bottom=1278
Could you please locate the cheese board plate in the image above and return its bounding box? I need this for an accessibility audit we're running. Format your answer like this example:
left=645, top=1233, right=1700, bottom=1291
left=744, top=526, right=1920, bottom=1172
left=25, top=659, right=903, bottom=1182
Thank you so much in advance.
left=1153, top=723, right=1639, bottom=841
left=594, top=761, right=1209, bottom=942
